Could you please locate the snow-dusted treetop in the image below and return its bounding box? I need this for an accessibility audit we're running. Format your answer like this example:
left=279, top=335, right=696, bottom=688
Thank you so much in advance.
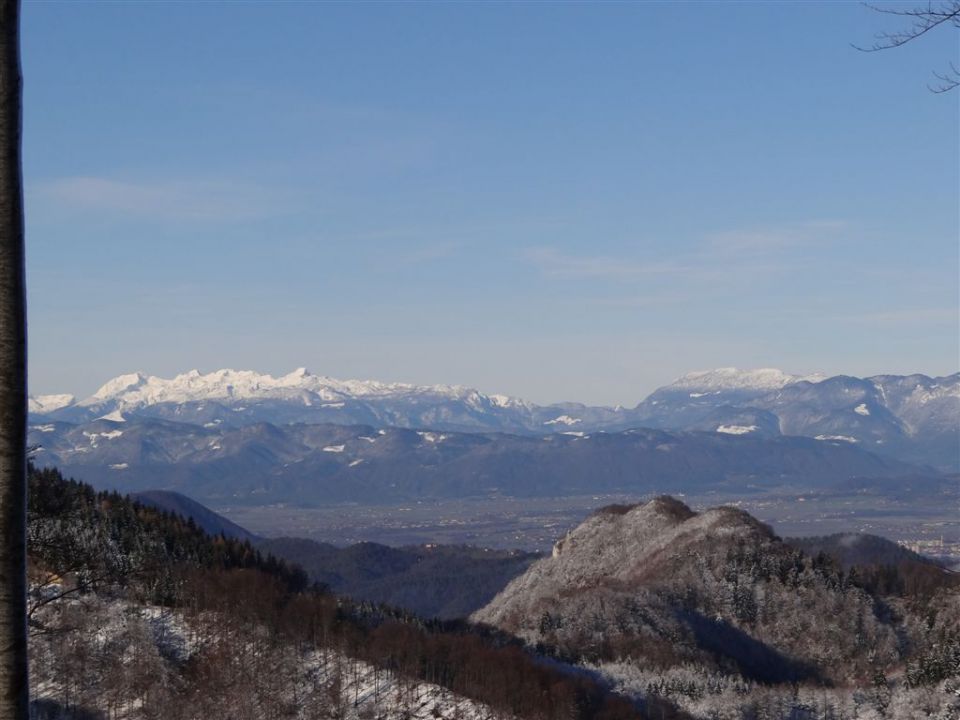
left=669, top=367, right=826, bottom=392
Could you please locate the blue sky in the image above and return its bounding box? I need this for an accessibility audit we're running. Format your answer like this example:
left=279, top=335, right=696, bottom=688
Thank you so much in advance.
left=23, top=1, right=958, bottom=405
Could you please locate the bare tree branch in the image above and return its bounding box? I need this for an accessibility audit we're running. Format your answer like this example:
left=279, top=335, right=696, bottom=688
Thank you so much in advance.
left=856, top=1, right=960, bottom=91
left=929, top=60, right=960, bottom=91
left=855, top=1, right=960, bottom=50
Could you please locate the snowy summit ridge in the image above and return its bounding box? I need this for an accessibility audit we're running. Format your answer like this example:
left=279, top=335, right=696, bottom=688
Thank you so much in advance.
left=39, top=366, right=829, bottom=415
left=27, top=366, right=959, bottom=470
left=77, top=367, right=520, bottom=410
left=670, top=367, right=826, bottom=392
left=28, top=394, right=76, bottom=414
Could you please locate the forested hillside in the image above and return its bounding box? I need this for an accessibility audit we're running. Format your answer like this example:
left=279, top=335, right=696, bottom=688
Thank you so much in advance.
left=26, top=465, right=679, bottom=720
left=474, top=498, right=960, bottom=719
left=25, top=464, right=960, bottom=720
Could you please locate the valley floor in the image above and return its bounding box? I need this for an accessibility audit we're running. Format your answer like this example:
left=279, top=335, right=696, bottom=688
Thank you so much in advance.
left=216, top=487, right=960, bottom=560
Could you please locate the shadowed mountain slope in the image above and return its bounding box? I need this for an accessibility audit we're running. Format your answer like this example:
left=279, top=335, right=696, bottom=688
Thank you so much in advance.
left=258, top=536, right=538, bottom=619
left=30, top=419, right=926, bottom=505
left=132, top=489, right=259, bottom=542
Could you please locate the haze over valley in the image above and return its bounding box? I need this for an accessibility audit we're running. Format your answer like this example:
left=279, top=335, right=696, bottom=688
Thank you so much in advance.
left=28, top=365, right=960, bottom=564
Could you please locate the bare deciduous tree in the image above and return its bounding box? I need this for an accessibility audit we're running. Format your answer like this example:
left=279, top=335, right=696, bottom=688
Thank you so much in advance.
left=0, top=0, right=26, bottom=719
left=857, top=1, right=960, bottom=92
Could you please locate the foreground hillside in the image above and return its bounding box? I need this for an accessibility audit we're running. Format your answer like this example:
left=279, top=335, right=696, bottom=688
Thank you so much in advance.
left=26, top=465, right=673, bottom=720
left=473, top=497, right=960, bottom=719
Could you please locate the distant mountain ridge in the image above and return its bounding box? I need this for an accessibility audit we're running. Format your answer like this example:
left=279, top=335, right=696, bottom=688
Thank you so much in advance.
left=30, top=366, right=960, bottom=469
left=636, top=371, right=960, bottom=469
left=28, top=417, right=931, bottom=506
left=785, top=532, right=941, bottom=570
left=132, top=489, right=259, bottom=542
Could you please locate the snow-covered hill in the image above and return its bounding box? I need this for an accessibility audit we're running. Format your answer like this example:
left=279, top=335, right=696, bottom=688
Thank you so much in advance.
left=32, top=594, right=505, bottom=720
left=472, top=497, right=960, bottom=719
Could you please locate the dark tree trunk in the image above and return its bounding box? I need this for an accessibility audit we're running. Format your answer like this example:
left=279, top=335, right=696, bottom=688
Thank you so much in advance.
left=0, top=1, right=26, bottom=718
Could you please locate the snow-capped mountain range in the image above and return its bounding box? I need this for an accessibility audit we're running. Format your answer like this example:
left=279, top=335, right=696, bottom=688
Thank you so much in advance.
left=30, top=366, right=960, bottom=470
left=33, top=366, right=823, bottom=415
left=32, top=367, right=525, bottom=414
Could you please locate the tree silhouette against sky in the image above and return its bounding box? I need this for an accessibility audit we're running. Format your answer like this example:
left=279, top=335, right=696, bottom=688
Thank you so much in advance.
left=858, top=1, right=960, bottom=91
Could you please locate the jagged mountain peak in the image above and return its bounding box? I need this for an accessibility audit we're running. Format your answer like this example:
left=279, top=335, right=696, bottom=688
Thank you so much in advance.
left=89, top=371, right=148, bottom=401
left=283, top=366, right=312, bottom=381
left=70, top=367, right=528, bottom=410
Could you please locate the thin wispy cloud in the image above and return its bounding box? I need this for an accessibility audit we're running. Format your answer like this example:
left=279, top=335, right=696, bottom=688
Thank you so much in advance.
left=356, top=238, right=470, bottom=273
left=398, top=240, right=467, bottom=265
left=702, top=220, right=849, bottom=256
left=580, top=292, right=689, bottom=309
left=829, top=307, right=960, bottom=327
left=29, top=176, right=300, bottom=222
left=525, top=222, right=847, bottom=282
left=524, top=246, right=687, bottom=279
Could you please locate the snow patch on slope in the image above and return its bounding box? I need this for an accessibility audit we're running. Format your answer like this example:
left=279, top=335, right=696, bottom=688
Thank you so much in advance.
left=544, top=415, right=582, bottom=426
left=33, top=595, right=506, bottom=720
left=716, top=424, right=758, bottom=435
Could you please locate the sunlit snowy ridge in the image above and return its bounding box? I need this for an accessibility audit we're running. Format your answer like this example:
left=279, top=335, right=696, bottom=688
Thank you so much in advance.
left=28, top=366, right=960, bottom=470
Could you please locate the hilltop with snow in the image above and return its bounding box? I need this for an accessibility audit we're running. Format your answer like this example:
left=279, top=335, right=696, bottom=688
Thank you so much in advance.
left=472, top=496, right=960, bottom=719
